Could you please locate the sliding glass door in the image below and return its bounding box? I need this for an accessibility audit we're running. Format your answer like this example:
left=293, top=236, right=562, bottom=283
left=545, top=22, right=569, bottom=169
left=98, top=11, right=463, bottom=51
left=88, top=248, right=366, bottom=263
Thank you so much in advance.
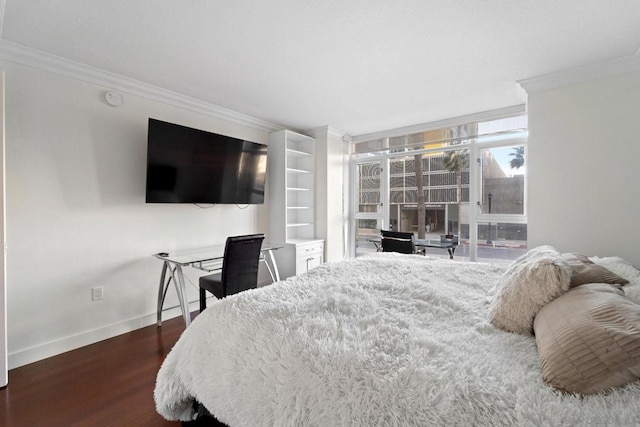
left=353, top=158, right=386, bottom=257
left=474, top=142, right=527, bottom=263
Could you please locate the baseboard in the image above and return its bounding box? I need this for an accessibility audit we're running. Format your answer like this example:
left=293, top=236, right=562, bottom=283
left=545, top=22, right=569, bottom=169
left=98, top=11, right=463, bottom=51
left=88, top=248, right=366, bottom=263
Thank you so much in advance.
left=8, top=301, right=200, bottom=370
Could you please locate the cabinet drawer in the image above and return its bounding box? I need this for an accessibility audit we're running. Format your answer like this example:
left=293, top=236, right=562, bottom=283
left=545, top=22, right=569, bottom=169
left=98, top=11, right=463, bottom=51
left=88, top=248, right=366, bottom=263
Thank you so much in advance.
left=295, top=242, right=324, bottom=257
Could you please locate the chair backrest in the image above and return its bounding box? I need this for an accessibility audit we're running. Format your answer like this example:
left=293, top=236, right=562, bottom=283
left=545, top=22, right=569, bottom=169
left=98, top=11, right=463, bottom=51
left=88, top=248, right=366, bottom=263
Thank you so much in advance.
left=221, top=234, right=265, bottom=297
left=380, top=230, right=415, bottom=254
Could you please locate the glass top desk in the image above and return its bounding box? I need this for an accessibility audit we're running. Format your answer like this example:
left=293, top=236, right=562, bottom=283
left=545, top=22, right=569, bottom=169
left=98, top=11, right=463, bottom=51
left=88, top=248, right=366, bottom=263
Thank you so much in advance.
left=154, top=241, right=283, bottom=327
left=368, top=237, right=457, bottom=259
left=415, top=238, right=457, bottom=259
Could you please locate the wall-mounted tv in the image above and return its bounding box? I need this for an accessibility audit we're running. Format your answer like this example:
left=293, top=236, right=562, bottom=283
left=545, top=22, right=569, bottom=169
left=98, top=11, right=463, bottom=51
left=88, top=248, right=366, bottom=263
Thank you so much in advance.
left=145, top=118, right=268, bottom=204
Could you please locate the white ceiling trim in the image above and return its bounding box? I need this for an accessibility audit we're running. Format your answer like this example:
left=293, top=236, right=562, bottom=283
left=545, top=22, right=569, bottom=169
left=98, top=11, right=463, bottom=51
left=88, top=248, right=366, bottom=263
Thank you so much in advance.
left=312, top=125, right=349, bottom=140
left=0, top=39, right=284, bottom=133
left=518, top=52, right=640, bottom=94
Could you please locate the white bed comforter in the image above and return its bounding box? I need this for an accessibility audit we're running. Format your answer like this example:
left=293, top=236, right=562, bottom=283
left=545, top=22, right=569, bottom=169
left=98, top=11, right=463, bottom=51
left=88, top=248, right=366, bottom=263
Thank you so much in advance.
left=155, top=253, right=640, bottom=426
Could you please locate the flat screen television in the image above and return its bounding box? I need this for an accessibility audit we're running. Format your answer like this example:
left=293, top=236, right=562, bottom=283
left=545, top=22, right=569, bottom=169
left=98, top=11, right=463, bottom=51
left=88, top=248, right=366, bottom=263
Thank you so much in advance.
left=145, top=118, right=268, bottom=204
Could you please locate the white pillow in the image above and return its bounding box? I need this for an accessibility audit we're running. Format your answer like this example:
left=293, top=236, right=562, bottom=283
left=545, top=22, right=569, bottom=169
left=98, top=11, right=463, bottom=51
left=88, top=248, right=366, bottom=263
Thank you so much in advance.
left=489, top=245, right=571, bottom=335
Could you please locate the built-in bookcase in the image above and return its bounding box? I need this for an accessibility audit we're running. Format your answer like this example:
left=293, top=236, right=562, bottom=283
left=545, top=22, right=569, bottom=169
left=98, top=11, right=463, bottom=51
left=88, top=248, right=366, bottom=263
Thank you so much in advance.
left=284, top=138, right=314, bottom=238
left=268, top=130, right=324, bottom=278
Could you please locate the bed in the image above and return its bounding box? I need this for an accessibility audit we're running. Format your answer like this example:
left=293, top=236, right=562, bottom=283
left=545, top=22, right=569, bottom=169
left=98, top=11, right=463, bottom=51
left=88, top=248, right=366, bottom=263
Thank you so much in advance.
left=155, top=249, right=640, bottom=426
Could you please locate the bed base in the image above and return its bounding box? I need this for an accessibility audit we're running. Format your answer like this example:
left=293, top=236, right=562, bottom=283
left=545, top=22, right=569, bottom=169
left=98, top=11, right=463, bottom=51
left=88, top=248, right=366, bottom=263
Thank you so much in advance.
left=181, top=401, right=228, bottom=427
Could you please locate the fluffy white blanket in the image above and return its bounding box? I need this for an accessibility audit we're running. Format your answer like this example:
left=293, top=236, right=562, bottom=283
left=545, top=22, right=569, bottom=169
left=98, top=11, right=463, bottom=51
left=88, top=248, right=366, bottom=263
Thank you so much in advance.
left=155, top=253, right=640, bottom=426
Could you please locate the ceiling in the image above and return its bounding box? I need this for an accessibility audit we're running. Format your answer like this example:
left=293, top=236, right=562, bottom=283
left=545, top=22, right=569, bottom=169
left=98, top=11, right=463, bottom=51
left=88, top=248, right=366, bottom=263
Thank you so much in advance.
left=2, top=0, right=640, bottom=137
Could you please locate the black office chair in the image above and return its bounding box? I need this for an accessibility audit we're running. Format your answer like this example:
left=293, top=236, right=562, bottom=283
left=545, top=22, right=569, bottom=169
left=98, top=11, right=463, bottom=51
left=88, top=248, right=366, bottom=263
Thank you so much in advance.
left=380, top=230, right=416, bottom=254
left=199, top=234, right=265, bottom=312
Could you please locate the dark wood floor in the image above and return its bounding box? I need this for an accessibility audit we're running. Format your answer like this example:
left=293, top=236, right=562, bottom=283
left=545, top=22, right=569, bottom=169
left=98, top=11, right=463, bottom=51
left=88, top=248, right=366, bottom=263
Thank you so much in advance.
left=0, top=315, right=189, bottom=426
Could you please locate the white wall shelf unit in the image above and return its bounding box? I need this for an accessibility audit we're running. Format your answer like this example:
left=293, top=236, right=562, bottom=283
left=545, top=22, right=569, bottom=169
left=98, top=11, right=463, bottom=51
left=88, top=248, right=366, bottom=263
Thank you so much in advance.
left=268, top=130, right=324, bottom=279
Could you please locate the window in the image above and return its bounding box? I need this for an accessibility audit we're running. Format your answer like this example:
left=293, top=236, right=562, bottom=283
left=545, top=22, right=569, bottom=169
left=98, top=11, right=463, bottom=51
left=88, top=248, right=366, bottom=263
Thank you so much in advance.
left=356, top=161, right=382, bottom=214
left=351, top=113, right=527, bottom=262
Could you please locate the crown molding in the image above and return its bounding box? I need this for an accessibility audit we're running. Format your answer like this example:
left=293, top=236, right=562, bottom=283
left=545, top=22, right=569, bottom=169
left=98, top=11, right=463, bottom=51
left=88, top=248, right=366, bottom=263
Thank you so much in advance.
left=325, top=126, right=347, bottom=139
left=518, top=52, right=640, bottom=94
left=310, top=125, right=349, bottom=141
left=0, top=39, right=285, bottom=133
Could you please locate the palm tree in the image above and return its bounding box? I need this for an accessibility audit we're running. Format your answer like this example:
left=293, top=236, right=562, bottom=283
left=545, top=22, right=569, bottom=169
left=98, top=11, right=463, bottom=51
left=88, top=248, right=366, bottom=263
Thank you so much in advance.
left=509, top=146, right=525, bottom=170
left=443, top=149, right=469, bottom=236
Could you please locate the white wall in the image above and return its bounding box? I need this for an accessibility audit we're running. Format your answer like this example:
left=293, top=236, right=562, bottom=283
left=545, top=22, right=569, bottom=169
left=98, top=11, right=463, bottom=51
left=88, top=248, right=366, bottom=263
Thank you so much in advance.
left=313, top=126, right=348, bottom=262
left=2, top=59, right=273, bottom=368
left=1, top=71, right=7, bottom=386
left=527, top=70, right=640, bottom=266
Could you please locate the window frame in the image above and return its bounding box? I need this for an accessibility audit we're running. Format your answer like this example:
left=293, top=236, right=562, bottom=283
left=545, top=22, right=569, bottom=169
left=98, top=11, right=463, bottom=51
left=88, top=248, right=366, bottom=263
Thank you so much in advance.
left=350, top=114, right=528, bottom=261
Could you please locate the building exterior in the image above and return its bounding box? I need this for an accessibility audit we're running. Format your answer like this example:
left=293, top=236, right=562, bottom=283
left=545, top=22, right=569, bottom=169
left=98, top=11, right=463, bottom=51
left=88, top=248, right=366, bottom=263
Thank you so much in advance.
left=355, top=125, right=526, bottom=243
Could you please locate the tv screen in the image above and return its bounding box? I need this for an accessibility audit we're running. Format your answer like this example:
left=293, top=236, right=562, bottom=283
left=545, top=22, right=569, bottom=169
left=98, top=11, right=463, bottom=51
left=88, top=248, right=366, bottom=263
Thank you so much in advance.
left=145, top=118, right=268, bottom=204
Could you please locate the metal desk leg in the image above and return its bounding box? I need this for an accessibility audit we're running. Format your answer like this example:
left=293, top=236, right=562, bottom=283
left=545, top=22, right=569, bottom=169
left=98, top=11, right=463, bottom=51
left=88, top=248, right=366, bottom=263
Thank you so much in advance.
left=266, top=249, right=280, bottom=283
left=157, top=261, right=170, bottom=326
left=171, top=265, right=191, bottom=327
left=263, top=257, right=275, bottom=283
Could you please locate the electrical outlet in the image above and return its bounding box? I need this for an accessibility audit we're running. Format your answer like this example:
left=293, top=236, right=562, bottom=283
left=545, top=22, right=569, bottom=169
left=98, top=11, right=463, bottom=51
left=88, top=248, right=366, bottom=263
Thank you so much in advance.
left=92, top=286, right=104, bottom=301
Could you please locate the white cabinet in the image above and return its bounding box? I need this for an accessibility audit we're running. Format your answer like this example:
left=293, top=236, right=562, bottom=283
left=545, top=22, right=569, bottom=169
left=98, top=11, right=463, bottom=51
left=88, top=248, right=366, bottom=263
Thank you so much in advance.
left=268, top=130, right=324, bottom=279
left=294, top=240, right=324, bottom=275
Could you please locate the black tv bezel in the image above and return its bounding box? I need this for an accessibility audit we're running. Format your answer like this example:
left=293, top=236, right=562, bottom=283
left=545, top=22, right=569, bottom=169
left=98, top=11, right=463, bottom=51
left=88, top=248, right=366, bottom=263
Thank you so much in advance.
left=144, top=118, right=267, bottom=205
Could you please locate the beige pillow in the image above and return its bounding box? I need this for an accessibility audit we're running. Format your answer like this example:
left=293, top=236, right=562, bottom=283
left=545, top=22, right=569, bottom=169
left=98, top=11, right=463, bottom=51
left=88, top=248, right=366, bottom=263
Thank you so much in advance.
left=534, top=283, right=640, bottom=394
left=489, top=245, right=571, bottom=335
left=562, top=253, right=629, bottom=288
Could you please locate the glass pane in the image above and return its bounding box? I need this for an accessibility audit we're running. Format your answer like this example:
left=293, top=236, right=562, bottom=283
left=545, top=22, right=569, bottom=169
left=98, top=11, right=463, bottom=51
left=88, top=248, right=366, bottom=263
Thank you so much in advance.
left=386, top=150, right=470, bottom=237
left=356, top=161, right=381, bottom=214
left=477, top=115, right=528, bottom=136
left=353, top=114, right=527, bottom=154
left=355, top=218, right=382, bottom=257
left=476, top=222, right=528, bottom=264
left=387, top=126, right=476, bottom=154
left=353, top=139, right=386, bottom=154
left=480, top=145, right=525, bottom=215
